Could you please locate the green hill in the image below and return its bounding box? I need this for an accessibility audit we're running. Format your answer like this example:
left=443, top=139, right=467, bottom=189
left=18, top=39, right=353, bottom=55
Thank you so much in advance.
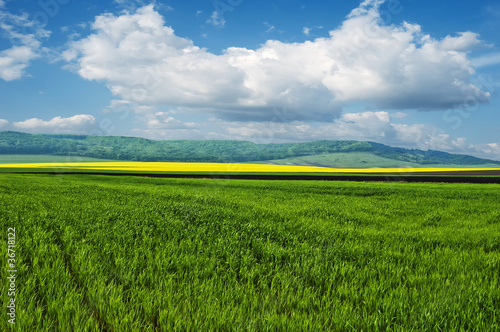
left=0, top=131, right=498, bottom=166
left=255, top=152, right=500, bottom=168
left=254, top=152, right=421, bottom=168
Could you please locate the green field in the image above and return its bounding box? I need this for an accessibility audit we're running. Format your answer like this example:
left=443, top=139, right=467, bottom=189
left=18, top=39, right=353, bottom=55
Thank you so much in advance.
left=256, top=152, right=500, bottom=169
left=1, top=174, right=499, bottom=331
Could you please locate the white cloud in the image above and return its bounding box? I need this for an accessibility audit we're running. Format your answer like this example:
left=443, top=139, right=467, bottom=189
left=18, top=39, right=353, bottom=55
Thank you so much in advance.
left=0, top=46, right=39, bottom=81
left=0, top=119, right=8, bottom=127
left=12, top=115, right=96, bottom=134
left=65, top=2, right=489, bottom=122
left=439, top=32, right=482, bottom=51
left=0, top=5, right=50, bottom=81
left=207, top=10, right=225, bottom=27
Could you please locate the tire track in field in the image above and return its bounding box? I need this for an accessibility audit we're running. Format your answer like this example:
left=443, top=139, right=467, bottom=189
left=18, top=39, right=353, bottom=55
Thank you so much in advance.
left=25, top=248, right=50, bottom=323
left=51, top=226, right=109, bottom=332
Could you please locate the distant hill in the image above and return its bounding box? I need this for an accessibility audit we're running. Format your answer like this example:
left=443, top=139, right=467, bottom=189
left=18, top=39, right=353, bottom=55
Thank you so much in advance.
left=0, top=131, right=498, bottom=166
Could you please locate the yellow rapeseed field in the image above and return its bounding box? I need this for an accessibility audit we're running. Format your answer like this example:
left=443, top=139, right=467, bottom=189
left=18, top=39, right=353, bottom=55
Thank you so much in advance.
left=0, top=162, right=497, bottom=173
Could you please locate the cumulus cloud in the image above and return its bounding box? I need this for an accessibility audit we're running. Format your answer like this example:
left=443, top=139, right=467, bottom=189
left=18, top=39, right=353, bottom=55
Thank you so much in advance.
left=0, top=46, right=40, bottom=81
left=0, top=119, right=8, bottom=127
left=12, top=114, right=96, bottom=134
left=64, top=2, right=489, bottom=122
left=0, top=4, right=50, bottom=81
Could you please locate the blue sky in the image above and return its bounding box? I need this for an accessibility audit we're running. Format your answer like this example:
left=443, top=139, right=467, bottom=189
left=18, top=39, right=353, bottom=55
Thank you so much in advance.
left=0, top=0, right=499, bottom=160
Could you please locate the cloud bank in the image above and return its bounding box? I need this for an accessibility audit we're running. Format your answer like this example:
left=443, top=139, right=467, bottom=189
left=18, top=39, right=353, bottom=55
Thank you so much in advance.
left=63, top=1, right=489, bottom=122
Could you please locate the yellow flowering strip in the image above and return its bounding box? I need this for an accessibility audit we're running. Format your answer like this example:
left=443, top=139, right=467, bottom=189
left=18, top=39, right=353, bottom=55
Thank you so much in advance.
left=0, top=162, right=498, bottom=173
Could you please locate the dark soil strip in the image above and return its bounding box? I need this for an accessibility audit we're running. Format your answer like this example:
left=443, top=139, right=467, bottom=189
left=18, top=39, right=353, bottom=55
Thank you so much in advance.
left=395, top=170, right=500, bottom=176
left=15, top=171, right=500, bottom=183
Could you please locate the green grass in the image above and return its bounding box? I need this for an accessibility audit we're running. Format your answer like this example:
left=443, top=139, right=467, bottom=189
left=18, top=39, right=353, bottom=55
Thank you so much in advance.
left=255, top=152, right=500, bottom=168
left=1, top=174, right=499, bottom=331
left=0, top=155, right=117, bottom=164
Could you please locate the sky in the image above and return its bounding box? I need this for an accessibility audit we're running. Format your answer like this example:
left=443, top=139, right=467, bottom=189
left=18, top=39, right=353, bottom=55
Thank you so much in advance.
left=0, top=0, right=499, bottom=160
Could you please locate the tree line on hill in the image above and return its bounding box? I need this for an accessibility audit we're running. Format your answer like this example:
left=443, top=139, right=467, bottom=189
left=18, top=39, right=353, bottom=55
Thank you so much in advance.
left=0, top=131, right=498, bottom=165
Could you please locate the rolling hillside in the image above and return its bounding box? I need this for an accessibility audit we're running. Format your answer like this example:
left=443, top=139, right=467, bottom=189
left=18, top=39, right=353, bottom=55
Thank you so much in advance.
left=0, top=131, right=498, bottom=167
left=255, top=152, right=500, bottom=168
